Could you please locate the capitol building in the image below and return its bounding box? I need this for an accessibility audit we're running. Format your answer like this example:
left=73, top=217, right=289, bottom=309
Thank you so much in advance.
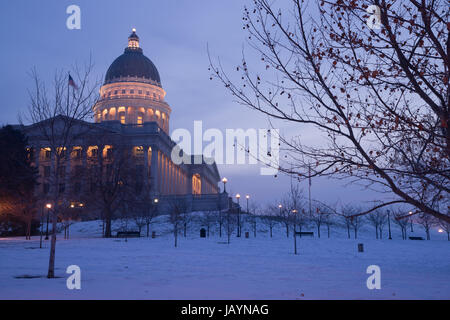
left=18, top=29, right=228, bottom=215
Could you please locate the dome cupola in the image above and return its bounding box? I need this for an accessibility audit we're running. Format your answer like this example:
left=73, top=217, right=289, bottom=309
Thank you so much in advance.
left=104, top=29, right=161, bottom=87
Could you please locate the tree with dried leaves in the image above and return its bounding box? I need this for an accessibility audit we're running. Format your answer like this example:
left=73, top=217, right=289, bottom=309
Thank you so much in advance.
left=210, top=0, right=449, bottom=223
left=25, top=62, right=99, bottom=278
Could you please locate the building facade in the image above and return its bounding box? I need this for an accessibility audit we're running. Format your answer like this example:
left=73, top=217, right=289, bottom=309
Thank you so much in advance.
left=17, top=30, right=228, bottom=214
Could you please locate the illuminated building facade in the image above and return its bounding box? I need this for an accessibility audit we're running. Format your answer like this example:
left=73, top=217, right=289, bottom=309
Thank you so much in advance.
left=18, top=30, right=227, bottom=213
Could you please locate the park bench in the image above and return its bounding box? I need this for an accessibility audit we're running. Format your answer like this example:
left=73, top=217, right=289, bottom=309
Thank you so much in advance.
left=116, top=231, right=140, bottom=238
left=295, top=231, right=314, bottom=237
left=409, top=236, right=424, bottom=240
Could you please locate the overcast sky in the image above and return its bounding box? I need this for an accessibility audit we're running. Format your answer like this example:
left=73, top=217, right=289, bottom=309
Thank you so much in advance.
left=0, top=0, right=388, bottom=208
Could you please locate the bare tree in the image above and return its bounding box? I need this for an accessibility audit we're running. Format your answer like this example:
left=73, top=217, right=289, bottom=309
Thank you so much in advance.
left=417, top=212, right=436, bottom=240
left=202, top=210, right=217, bottom=238
left=85, top=142, right=135, bottom=238
left=261, top=204, right=279, bottom=238
left=438, top=218, right=450, bottom=241
left=210, top=0, right=449, bottom=223
left=311, top=206, right=326, bottom=238
left=393, top=211, right=409, bottom=240
left=366, top=209, right=388, bottom=239
left=169, top=199, right=189, bottom=247
left=25, top=62, right=99, bottom=278
left=225, top=209, right=238, bottom=244
left=341, top=205, right=358, bottom=239
left=246, top=202, right=260, bottom=237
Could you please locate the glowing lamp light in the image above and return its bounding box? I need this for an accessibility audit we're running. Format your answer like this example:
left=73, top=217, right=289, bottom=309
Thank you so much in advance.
left=132, top=28, right=136, bottom=32
left=154, top=198, right=159, bottom=204
left=46, top=203, right=52, bottom=209
left=278, top=204, right=282, bottom=208
left=70, top=204, right=75, bottom=208
left=235, top=194, right=241, bottom=199
left=222, top=177, right=228, bottom=184
left=438, top=229, right=444, bottom=233
left=408, top=211, right=413, bottom=215
left=246, top=195, right=250, bottom=199
left=79, top=203, right=84, bottom=207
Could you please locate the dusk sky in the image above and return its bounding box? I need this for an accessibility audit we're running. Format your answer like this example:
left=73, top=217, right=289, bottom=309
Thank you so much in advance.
left=0, top=0, right=385, bottom=207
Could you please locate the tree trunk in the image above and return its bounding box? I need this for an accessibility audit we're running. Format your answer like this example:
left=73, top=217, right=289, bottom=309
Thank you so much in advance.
left=327, top=224, right=330, bottom=238
left=347, top=225, right=350, bottom=239
left=104, top=208, right=112, bottom=238
left=174, top=225, right=178, bottom=248
left=317, top=225, right=321, bottom=238
left=270, top=225, right=273, bottom=238
left=47, top=210, right=58, bottom=278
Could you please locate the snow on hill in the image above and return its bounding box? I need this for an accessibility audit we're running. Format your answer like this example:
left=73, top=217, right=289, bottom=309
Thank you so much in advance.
left=0, top=212, right=449, bottom=299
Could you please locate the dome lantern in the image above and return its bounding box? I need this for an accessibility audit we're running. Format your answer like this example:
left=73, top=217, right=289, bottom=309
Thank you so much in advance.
left=128, top=28, right=140, bottom=50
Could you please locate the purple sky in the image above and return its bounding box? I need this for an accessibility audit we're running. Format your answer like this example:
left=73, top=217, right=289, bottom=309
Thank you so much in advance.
left=0, top=0, right=386, bottom=208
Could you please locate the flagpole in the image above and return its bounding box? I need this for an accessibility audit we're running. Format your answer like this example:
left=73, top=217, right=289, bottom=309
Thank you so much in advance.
left=308, top=164, right=312, bottom=216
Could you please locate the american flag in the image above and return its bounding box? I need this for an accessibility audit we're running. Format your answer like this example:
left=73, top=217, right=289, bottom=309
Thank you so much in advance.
left=68, top=74, right=78, bottom=90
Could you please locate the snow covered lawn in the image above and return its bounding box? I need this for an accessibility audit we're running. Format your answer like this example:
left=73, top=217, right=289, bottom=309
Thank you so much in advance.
left=0, top=219, right=449, bottom=300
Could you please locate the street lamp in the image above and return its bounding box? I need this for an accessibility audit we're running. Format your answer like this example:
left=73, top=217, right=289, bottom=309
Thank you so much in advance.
left=222, top=177, right=228, bottom=193
left=409, top=211, right=414, bottom=232
left=246, top=195, right=250, bottom=214
left=278, top=204, right=282, bottom=215
left=236, top=194, right=241, bottom=237
left=45, top=203, right=52, bottom=240
left=292, top=209, right=298, bottom=255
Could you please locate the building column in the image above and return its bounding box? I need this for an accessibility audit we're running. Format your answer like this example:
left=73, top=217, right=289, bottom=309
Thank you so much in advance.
left=143, top=145, right=149, bottom=187
left=150, top=146, right=158, bottom=194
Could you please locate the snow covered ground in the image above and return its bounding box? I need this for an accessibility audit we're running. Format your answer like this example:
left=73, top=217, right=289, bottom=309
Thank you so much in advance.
left=0, top=214, right=449, bottom=300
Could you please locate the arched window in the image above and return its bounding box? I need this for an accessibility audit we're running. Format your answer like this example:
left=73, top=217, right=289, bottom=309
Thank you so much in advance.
left=192, top=174, right=201, bottom=195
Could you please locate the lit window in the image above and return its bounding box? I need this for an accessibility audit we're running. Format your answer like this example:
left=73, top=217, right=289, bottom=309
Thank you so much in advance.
left=120, top=115, right=126, bottom=124
left=137, top=116, right=143, bottom=125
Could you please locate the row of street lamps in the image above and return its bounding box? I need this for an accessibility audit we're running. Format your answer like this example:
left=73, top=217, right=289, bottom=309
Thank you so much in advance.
left=222, top=176, right=252, bottom=238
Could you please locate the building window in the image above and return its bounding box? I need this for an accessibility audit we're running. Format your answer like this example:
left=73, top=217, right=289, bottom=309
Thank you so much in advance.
left=89, top=147, right=98, bottom=158
left=122, top=89, right=126, bottom=94
left=120, top=115, right=126, bottom=124
left=43, top=183, right=50, bottom=194
left=137, top=116, right=143, bottom=125
left=114, top=90, right=118, bottom=95
left=138, top=90, right=143, bottom=94
left=74, top=183, right=81, bottom=194
left=192, top=174, right=201, bottom=195
left=133, top=146, right=144, bottom=157
left=72, top=147, right=82, bottom=159
left=59, top=183, right=65, bottom=193
left=130, top=90, right=134, bottom=94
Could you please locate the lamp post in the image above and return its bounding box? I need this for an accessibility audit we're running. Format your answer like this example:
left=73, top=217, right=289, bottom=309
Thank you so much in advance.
left=154, top=198, right=159, bottom=214
left=246, top=195, right=250, bottom=214
left=45, top=203, right=52, bottom=240
left=39, top=207, right=44, bottom=248
left=236, top=194, right=241, bottom=237
left=222, top=177, right=228, bottom=193
left=409, top=211, right=414, bottom=232
left=278, top=204, right=282, bottom=215
left=292, top=209, right=298, bottom=255
left=387, top=209, right=392, bottom=240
